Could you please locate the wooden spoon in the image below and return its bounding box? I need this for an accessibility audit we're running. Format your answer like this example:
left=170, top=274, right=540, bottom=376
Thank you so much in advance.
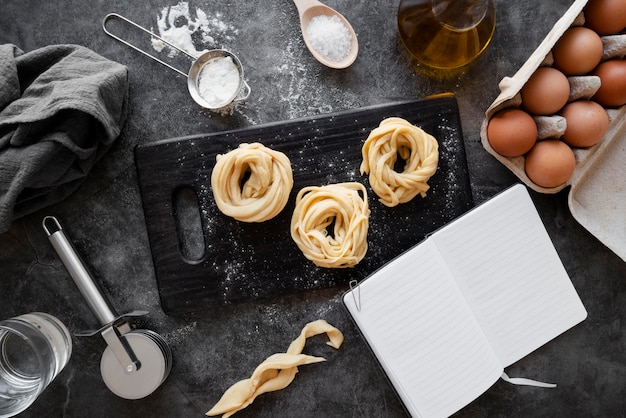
left=292, top=0, right=358, bottom=69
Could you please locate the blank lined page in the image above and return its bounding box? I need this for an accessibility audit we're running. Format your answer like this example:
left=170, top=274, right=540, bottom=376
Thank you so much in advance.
left=343, top=239, right=503, bottom=418
left=432, top=185, right=587, bottom=367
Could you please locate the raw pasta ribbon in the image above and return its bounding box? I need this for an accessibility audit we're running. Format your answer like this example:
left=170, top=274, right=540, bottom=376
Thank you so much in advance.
left=211, top=143, right=293, bottom=222
left=206, top=320, right=344, bottom=418
left=290, top=182, right=369, bottom=268
left=360, top=117, right=439, bottom=207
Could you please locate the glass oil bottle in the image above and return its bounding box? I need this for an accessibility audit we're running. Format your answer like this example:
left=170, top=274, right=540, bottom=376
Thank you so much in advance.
left=397, top=0, right=496, bottom=69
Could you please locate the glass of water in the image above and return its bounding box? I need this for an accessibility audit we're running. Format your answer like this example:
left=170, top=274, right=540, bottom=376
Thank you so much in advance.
left=0, top=313, right=72, bottom=417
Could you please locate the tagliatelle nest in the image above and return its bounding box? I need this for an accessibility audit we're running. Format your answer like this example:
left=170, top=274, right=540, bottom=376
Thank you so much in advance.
left=290, top=182, right=370, bottom=268
left=360, top=117, right=439, bottom=207
left=211, top=143, right=293, bottom=223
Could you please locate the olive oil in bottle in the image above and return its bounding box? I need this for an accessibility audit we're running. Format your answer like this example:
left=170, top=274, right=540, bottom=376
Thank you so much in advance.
left=397, top=0, right=496, bottom=69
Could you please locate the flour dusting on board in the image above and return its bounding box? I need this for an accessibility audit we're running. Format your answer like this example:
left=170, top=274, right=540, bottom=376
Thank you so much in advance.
left=151, top=1, right=238, bottom=57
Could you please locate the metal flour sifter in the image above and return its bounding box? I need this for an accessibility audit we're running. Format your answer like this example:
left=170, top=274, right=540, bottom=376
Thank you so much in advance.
left=43, top=216, right=172, bottom=400
left=102, top=13, right=250, bottom=113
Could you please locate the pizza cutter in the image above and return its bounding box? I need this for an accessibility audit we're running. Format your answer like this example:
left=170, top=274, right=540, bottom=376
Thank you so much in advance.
left=43, top=216, right=172, bottom=400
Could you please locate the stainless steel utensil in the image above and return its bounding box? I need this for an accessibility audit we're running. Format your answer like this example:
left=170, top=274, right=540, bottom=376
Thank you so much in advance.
left=43, top=216, right=172, bottom=400
left=102, top=13, right=250, bottom=112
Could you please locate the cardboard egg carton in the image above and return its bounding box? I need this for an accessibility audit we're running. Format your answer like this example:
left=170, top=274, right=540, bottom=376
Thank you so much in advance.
left=480, top=0, right=626, bottom=261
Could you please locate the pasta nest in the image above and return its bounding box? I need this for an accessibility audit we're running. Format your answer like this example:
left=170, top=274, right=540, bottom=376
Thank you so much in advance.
left=290, top=182, right=369, bottom=268
left=211, top=143, right=293, bottom=222
left=360, top=117, right=439, bottom=207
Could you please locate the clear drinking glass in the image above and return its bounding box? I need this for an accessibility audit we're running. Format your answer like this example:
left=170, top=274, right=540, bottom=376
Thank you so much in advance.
left=0, top=313, right=72, bottom=417
left=397, top=0, right=496, bottom=69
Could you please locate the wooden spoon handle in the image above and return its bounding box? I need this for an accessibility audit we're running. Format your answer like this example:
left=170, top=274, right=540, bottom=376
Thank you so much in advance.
left=292, top=0, right=324, bottom=18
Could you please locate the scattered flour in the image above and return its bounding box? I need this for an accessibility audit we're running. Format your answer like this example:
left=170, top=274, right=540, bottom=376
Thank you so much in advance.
left=163, top=321, right=198, bottom=345
left=274, top=38, right=339, bottom=120
left=151, top=1, right=238, bottom=57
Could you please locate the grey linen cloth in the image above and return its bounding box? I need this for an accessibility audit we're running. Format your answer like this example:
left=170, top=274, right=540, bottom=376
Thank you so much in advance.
left=0, top=44, right=128, bottom=233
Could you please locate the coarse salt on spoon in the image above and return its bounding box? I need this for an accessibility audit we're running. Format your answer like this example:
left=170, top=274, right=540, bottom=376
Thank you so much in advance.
left=292, top=0, right=359, bottom=69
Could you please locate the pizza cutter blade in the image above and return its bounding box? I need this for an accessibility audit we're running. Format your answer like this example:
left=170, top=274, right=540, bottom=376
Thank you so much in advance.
left=100, top=329, right=172, bottom=399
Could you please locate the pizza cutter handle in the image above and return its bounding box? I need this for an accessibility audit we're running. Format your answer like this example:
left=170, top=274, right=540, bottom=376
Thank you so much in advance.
left=43, top=216, right=117, bottom=326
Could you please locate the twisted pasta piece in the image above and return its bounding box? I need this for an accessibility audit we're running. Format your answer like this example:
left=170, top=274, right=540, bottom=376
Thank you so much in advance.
left=211, top=143, right=293, bottom=222
left=290, top=182, right=369, bottom=268
left=360, top=117, right=439, bottom=207
left=206, top=320, right=344, bottom=417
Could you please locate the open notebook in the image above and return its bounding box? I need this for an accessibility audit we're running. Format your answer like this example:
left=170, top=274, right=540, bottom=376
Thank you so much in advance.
left=343, top=184, right=587, bottom=418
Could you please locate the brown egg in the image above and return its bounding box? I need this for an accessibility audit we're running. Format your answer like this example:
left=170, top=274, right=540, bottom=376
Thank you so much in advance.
left=561, top=100, right=609, bottom=147
left=593, top=60, right=626, bottom=107
left=487, top=109, right=537, bottom=157
left=525, top=140, right=576, bottom=188
left=584, top=0, right=626, bottom=35
left=521, top=67, right=570, bottom=115
left=552, top=27, right=604, bottom=75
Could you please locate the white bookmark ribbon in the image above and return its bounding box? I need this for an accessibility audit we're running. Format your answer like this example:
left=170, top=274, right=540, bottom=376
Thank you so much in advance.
left=501, top=372, right=557, bottom=388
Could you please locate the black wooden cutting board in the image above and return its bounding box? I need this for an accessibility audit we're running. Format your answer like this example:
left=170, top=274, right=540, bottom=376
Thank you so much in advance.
left=135, top=94, right=474, bottom=314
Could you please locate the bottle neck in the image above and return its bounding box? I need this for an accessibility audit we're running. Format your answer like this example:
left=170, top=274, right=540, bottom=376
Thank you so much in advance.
left=432, top=0, right=489, bottom=30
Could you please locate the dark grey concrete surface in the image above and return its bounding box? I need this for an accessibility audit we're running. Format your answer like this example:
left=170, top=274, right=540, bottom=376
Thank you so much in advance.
left=0, top=0, right=624, bottom=417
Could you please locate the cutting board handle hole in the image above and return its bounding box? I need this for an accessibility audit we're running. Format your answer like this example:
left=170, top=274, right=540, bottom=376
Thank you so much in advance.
left=173, top=186, right=206, bottom=263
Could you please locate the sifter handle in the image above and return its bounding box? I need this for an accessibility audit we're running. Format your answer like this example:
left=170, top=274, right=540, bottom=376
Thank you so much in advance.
left=102, top=13, right=192, bottom=78
left=43, top=216, right=117, bottom=326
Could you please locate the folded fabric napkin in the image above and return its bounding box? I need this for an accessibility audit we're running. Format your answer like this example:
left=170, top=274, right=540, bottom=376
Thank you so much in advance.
left=0, top=44, right=128, bottom=233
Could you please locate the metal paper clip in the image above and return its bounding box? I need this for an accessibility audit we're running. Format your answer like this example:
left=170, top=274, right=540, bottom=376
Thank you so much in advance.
left=349, top=279, right=361, bottom=311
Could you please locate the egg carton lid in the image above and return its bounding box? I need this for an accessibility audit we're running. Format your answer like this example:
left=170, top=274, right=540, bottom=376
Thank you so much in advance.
left=568, top=106, right=626, bottom=262
left=480, top=0, right=626, bottom=261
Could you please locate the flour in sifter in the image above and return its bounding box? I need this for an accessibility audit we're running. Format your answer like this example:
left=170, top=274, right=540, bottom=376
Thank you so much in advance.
left=198, top=56, right=240, bottom=109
